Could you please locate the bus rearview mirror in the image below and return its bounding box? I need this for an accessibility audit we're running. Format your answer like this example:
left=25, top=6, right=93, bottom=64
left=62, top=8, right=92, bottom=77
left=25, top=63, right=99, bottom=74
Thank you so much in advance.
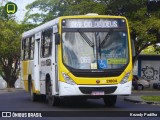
left=55, top=33, right=60, bottom=45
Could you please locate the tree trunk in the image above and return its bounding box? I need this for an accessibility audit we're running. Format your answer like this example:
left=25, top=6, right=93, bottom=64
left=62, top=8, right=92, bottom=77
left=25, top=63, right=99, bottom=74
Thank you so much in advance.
left=0, top=57, right=20, bottom=89
left=6, top=78, right=16, bottom=88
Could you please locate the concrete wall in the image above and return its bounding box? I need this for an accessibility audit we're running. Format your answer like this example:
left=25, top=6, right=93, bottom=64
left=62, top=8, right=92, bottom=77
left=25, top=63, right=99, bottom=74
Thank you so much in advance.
left=141, top=61, right=160, bottom=85
left=137, top=55, right=160, bottom=86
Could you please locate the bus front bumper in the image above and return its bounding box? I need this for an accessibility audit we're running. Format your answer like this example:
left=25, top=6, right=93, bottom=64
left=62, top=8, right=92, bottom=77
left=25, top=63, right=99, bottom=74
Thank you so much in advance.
left=59, top=81, right=132, bottom=96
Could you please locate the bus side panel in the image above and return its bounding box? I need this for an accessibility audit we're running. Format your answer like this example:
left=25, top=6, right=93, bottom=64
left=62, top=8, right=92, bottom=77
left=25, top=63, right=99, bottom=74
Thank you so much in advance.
left=22, top=61, right=29, bottom=92
left=28, top=60, right=36, bottom=92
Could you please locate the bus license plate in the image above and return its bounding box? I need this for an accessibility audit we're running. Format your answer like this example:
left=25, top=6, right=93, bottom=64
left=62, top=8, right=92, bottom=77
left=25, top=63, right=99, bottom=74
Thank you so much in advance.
left=91, top=91, right=104, bottom=95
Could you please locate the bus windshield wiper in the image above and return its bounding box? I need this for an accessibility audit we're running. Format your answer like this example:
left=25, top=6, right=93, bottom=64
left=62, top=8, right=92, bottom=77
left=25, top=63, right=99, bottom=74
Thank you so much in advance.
left=100, top=29, right=113, bottom=47
left=78, top=30, right=94, bottom=47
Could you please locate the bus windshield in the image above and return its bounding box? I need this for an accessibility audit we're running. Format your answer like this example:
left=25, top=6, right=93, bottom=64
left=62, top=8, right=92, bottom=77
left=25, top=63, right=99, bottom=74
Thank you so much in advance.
left=62, top=31, right=128, bottom=70
left=62, top=19, right=129, bottom=70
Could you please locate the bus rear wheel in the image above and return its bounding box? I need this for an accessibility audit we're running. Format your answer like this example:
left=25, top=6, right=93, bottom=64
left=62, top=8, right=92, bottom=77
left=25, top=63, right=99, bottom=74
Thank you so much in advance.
left=46, top=80, right=60, bottom=106
left=103, top=95, right=117, bottom=106
left=29, top=81, right=38, bottom=102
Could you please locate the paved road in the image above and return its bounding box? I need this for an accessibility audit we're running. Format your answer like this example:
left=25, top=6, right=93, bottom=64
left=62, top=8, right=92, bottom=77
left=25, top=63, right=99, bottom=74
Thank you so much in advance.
left=0, top=90, right=160, bottom=111
left=0, top=90, right=159, bottom=120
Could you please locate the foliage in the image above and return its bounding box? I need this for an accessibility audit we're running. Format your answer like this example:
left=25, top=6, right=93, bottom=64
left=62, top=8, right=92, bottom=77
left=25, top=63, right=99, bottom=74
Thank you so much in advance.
left=23, top=0, right=61, bottom=24
left=0, top=4, right=31, bottom=88
left=0, top=3, right=38, bottom=88
left=0, top=19, right=22, bottom=88
left=141, top=45, right=160, bottom=55
left=23, top=0, right=107, bottom=24
left=63, top=1, right=106, bottom=15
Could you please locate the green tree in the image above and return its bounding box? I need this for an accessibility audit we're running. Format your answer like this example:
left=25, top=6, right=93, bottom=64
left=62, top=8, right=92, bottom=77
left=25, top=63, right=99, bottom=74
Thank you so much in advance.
left=24, top=0, right=61, bottom=24
left=0, top=4, right=27, bottom=88
left=24, top=0, right=106, bottom=24
left=0, top=3, right=39, bottom=88
left=63, top=1, right=106, bottom=15
left=141, top=45, right=160, bottom=54
left=0, top=20, right=21, bottom=88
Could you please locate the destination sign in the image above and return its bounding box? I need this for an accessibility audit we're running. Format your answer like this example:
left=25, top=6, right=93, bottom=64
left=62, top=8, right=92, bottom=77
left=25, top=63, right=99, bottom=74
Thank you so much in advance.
left=62, top=18, right=126, bottom=28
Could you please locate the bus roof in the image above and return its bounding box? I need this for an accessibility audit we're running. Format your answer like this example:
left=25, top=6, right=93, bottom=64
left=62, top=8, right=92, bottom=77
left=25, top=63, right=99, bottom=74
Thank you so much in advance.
left=22, top=17, right=59, bottom=39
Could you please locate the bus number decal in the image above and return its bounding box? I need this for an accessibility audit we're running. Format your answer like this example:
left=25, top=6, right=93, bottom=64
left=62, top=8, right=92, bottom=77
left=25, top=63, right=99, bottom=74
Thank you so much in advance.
left=106, top=79, right=117, bottom=84
left=80, top=57, right=91, bottom=63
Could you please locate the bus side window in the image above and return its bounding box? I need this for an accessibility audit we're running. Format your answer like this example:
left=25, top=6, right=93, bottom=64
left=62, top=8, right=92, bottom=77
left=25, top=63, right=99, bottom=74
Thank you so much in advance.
left=22, top=39, right=24, bottom=50
left=24, top=38, right=30, bottom=60
left=23, top=36, right=35, bottom=60
left=41, top=32, right=45, bottom=57
left=23, top=38, right=26, bottom=60
left=21, top=39, right=24, bottom=60
left=41, top=28, right=53, bottom=58
left=30, top=36, right=35, bottom=59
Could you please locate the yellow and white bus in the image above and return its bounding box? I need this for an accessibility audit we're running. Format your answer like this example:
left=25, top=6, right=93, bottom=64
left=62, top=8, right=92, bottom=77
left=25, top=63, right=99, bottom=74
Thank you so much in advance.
left=21, top=14, right=133, bottom=106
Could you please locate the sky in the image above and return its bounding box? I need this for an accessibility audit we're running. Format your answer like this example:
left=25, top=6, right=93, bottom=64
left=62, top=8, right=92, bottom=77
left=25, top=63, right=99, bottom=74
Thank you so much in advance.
left=2, top=0, right=36, bottom=22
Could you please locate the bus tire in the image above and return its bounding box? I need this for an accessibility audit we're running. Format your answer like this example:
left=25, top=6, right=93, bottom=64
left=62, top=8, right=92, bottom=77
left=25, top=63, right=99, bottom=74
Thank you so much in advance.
left=29, top=81, right=38, bottom=102
left=103, top=95, right=117, bottom=106
left=46, top=79, right=60, bottom=106
left=40, top=95, right=47, bottom=102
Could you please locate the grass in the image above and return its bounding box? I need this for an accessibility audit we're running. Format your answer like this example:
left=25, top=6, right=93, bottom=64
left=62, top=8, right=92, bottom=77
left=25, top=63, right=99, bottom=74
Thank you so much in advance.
left=141, top=96, right=160, bottom=102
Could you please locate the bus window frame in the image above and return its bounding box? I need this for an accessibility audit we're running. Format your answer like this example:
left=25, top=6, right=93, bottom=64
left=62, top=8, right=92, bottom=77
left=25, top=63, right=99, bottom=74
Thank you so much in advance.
left=41, top=28, right=53, bottom=58
left=22, top=36, right=35, bottom=61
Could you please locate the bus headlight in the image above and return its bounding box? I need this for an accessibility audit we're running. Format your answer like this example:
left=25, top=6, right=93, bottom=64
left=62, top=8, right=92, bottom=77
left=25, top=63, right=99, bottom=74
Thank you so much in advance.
left=120, top=72, right=130, bottom=84
left=62, top=72, right=76, bottom=85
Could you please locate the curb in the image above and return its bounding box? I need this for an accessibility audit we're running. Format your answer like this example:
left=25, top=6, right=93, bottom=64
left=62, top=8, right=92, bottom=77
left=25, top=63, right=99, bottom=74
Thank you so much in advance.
left=132, top=90, right=160, bottom=93
left=0, top=88, right=23, bottom=92
left=124, top=97, right=142, bottom=103
left=146, top=101, right=160, bottom=105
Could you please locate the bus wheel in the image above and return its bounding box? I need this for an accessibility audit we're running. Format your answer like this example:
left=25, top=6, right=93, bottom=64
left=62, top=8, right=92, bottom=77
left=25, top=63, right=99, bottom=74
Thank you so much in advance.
left=29, top=81, right=38, bottom=102
left=46, top=80, right=60, bottom=106
left=103, top=95, right=117, bottom=106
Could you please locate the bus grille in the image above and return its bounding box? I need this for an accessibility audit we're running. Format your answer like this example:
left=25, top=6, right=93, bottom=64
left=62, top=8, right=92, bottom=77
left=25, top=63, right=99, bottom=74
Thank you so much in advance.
left=79, top=86, right=117, bottom=94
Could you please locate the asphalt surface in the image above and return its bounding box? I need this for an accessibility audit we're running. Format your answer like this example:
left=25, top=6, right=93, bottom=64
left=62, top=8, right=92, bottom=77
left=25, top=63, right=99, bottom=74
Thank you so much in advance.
left=0, top=89, right=159, bottom=120
left=0, top=89, right=159, bottom=111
